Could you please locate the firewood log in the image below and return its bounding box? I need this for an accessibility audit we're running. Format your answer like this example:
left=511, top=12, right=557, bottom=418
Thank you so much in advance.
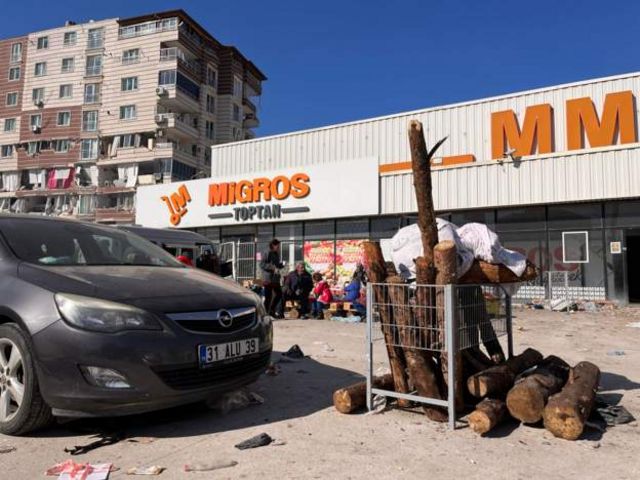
left=362, top=242, right=410, bottom=407
left=434, top=241, right=464, bottom=413
left=387, top=276, right=447, bottom=422
left=458, top=260, right=539, bottom=284
left=543, top=361, right=600, bottom=440
left=506, top=355, right=570, bottom=423
left=468, top=398, right=508, bottom=434
left=467, top=348, right=543, bottom=398
left=333, top=374, right=395, bottom=414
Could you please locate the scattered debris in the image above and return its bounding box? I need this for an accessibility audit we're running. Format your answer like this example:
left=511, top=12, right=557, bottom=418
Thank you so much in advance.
left=64, top=432, right=125, bottom=455
left=184, top=460, right=238, bottom=472
left=627, top=322, right=640, bottom=328
left=321, top=343, right=335, bottom=352
left=0, top=445, right=16, bottom=454
left=126, top=437, right=156, bottom=445
left=582, top=301, right=597, bottom=312
left=235, top=433, right=273, bottom=450
left=606, top=350, right=626, bottom=356
left=596, top=404, right=635, bottom=426
left=271, top=440, right=287, bottom=446
left=126, top=465, right=165, bottom=475
left=46, top=460, right=112, bottom=480
left=208, top=389, right=264, bottom=413
left=282, top=344, right=305, bottom=359
left=265, top=362, right=281, bottom=376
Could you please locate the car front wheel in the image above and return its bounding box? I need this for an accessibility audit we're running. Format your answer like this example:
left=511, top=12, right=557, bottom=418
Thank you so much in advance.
left=0, top=324, right=52, bottom=435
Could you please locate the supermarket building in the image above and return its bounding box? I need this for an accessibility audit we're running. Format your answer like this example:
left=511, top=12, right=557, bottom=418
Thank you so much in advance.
left=137, top=72, right=640, bottom=304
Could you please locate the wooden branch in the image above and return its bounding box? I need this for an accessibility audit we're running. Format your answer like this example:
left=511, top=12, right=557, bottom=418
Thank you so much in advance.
left=388, top=276, right=447, bottom=422
left=506, top=355, right=570, bottom=424
left=467, top=348, right=543, bottom=398
left=543, top=361, right=600, bottom=440
left=333, top=374, right=394, bottom=414
left=458, top=260, right=539, bottom=284
left=362, top=241, right=411, bottom=407
left=468, top=398, right=508, bottom=434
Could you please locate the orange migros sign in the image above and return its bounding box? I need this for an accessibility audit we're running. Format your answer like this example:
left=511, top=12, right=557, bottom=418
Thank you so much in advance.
left=380, top=89, right=638, bottom=173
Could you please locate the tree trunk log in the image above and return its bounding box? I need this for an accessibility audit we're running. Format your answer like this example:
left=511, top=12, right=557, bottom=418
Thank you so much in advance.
left=459, top=260, right=539, bottom=284
left=467, top=348, right=544, bottom=398
left=434, top=241, right=464, bottom=413
left=408, top=120, right=439, bottom=273
left=387, top=276, right=447, bottom=422
left=543, top=361, right=600, bottom=440
left=333, top=374, right=395, bottom=414
left=506, top=355, right=570, bottom=424
left=468, top=398, right=508, bottom=434
left=362, top=241, right=410, bottom=407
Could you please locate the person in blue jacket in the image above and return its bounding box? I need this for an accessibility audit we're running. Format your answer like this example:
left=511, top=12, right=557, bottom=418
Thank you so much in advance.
left=343, top=276, right=365, bottom=316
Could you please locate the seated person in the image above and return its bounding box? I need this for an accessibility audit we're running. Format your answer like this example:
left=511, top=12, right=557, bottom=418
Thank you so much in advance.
left=311, top=272, right=333, bottom=319
left=283, top=262, right=314, bottom=317
left=343, top=277, right=366, bottom=316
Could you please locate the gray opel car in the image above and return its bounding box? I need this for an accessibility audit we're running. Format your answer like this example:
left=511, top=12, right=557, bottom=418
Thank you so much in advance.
left=0, top=215, right=272, bottom=435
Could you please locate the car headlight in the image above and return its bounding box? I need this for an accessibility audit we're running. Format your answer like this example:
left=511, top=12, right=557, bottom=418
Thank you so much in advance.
left=55, top=293, right=162, bottom=333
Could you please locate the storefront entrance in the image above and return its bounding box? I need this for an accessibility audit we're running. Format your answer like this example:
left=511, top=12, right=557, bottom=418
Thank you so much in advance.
left=627, top=232, right=640, bottom=303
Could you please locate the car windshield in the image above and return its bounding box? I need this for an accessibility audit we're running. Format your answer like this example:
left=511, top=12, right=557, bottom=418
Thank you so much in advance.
left=0, top=218, right=184, bottom=267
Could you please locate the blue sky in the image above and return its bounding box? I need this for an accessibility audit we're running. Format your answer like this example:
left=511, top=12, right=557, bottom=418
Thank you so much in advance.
left=4, top=0, right=639, bottom=136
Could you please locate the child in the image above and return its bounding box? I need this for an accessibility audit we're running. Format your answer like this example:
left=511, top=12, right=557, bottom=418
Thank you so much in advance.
left=311, top=272, right=333, bottom=319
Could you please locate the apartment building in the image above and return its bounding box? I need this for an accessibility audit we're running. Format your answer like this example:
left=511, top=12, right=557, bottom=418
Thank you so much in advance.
left=0, top=10, right=265, bottom=223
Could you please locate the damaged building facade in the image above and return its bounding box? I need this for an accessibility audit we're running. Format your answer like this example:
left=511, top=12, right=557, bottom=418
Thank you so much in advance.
left=137, top=72, right=640, bottom=304
left=0, top=10, right=265, bottom=223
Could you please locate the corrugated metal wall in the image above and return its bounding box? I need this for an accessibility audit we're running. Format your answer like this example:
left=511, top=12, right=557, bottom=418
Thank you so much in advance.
left=211, top=71, right=640, bottom=213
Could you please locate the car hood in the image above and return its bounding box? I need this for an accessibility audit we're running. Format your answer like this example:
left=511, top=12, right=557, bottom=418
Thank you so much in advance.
left=18, top=263, right=258, bottom=313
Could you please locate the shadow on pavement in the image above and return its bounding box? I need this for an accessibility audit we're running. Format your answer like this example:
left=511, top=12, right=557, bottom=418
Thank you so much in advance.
left=30, top=350, right=360, bottom=440
left=599, top=371, right=640, bottom=392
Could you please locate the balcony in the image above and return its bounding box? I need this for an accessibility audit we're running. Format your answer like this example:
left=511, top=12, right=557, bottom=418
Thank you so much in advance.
left=159, top=47, right=201, bottom=77
left=118, top=17, right=178, bottom=40
left=156, top=85, right=200, bottom=113
left=95, top=207, right=135, bottom=223
left=155, top=113, right=199, bottom=139
left=98, top=142, right=197, bottom=166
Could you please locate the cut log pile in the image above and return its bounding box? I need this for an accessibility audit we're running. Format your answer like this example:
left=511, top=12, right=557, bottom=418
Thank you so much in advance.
left=331, top=120, right=602, bottom=441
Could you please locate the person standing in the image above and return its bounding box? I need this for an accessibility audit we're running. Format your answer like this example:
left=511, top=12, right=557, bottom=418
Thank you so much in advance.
left=260, top=239, right=285, bottom=318
left=283, top=262, right=314, bottom=317
left=311, top=272, right=333, bottom=319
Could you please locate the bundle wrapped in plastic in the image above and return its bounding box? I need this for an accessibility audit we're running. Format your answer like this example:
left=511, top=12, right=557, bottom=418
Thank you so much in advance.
left=389, top=219, right=526, bottom=281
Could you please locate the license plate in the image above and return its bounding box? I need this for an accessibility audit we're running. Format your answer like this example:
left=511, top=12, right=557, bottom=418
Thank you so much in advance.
left=198, top=338, right=259, bottom=367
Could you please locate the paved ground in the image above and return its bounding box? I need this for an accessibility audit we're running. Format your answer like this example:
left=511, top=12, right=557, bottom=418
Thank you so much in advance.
left=1, top=308, right=639, bottom=479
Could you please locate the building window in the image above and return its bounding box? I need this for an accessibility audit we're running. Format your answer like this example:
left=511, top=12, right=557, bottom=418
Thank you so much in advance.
left=206, top=121, right=215, bottom=140
left=122, top=48, right=140, bottom=65
left=30, top=114, right=42, bottom=128
left=10, top=43, right=22, bottom=63
left=121, top=134, right=135, bottom=148
left=85, top=55, right=102, bottom=76
left=53, top=139, right=70, bottom=153
left=206, top=67, right=217, bottom=87
left=27, top=142, right=40, bottom=155
left=1, top=145, right=13, bottom=158
left=82, top=111, right=98, bottom=132
left=3, top=118, right=16, bottom=132
left=63, top=31, right=77, bottom=46
left=59, top=84, right=73, bottom=99
left=32, top=88, right=45, bottom=104
left=84, top=83, right=100, bottom=103
left=121, top=77, right=138, bottom=91
left=57, top=111, right=71, bottom=126
left=233, top=104, right=241, bottom=122
left=81, top=139, right=98, bottom=160
left=206, top=94, right=215, bottom=114
left=36, top=36, right=48, bottom=49
left=87, top=28, right=104, bottom=49
left=233, top=77, right=243, bottom=97
left=34, top=62, right=47, bottom=77
left=8, top=67, right=20, bottom=81
left=61, top=57, right=75, bottom=73
left=158, top=70, right=176, bottom=86
left=119, top=105, right=136, bottom=120
left=5, top=93, right=18, bottom=107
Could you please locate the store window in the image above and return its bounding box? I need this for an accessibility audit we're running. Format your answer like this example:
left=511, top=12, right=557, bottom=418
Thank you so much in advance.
left=605, top=200, right=640, bottom=228
left=371, top=216, right=401, bottom=240
left=336, top=218, right=369, bottom=239
left=496, top=206, right=545, bottom=232
left=450, top=209, right=495, bottom=228
left=304, top=220, right=335, bottom=240
left=275, top=222, right=303, bottom=241
left=547, top=203, right=602, bottom=230
left=498, top=231, right=548, bottom=276
left=548, top=229, right=605, bottom=289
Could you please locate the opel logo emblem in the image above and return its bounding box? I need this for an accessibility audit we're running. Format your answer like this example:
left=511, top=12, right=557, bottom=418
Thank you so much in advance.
left=218, top=310, right=233, bottom=328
